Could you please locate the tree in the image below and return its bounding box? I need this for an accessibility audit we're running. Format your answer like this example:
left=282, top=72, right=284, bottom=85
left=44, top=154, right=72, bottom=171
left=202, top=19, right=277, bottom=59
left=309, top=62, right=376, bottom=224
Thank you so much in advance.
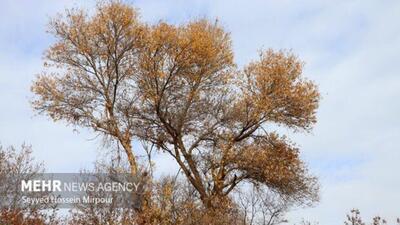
left=31, top=0, right=320, bottom=215
left=67, top=161, right=138, bottom=225
left=0, top=144, right=59, bottom=225
left=343, top=209, right=400, bottom=225
left=236, top=187, right=290, bottom=225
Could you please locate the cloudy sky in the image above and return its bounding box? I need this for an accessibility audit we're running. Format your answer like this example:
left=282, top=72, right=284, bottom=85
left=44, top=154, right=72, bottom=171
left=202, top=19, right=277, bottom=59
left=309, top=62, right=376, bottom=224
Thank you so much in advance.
left=1, top=0, right=399, bottom=224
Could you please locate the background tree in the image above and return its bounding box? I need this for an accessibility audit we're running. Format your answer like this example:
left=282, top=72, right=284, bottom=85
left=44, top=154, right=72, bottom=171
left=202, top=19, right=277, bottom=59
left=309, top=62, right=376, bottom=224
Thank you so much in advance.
left=343, top=209, right=400, bottom=225
left=236, top=186, right=290, bottom=225
left=31, top=0, right=320, bottom=219
left=68, top=161, right=138, bottom=225
left=0, top=144, right=59, bottom=225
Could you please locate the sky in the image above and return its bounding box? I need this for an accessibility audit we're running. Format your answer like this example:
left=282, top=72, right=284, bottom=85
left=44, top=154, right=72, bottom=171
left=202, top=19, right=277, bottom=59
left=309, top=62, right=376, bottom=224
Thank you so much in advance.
left=0, top=0, right=400, bottom=224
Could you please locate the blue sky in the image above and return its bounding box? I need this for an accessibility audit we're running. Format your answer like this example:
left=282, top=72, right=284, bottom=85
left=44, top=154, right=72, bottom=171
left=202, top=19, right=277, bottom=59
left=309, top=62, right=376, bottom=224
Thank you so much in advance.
left=1, top=0, right=400, bottom=224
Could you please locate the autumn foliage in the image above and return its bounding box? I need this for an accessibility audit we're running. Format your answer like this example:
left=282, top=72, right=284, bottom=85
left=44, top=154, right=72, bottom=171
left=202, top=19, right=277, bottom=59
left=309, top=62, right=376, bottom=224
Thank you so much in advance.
left=30, top=1, right=320, bottom=224
left=0, top=145, right=59, bottom=225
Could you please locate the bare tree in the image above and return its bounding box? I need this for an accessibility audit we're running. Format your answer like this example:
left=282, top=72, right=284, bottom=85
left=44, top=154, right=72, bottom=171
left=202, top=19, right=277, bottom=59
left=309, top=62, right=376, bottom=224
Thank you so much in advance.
left=343, top=209, right=400, bottom=225
left=236, top=187, right=289, bottom=225
left=68, top=167, right=138, bottom=225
